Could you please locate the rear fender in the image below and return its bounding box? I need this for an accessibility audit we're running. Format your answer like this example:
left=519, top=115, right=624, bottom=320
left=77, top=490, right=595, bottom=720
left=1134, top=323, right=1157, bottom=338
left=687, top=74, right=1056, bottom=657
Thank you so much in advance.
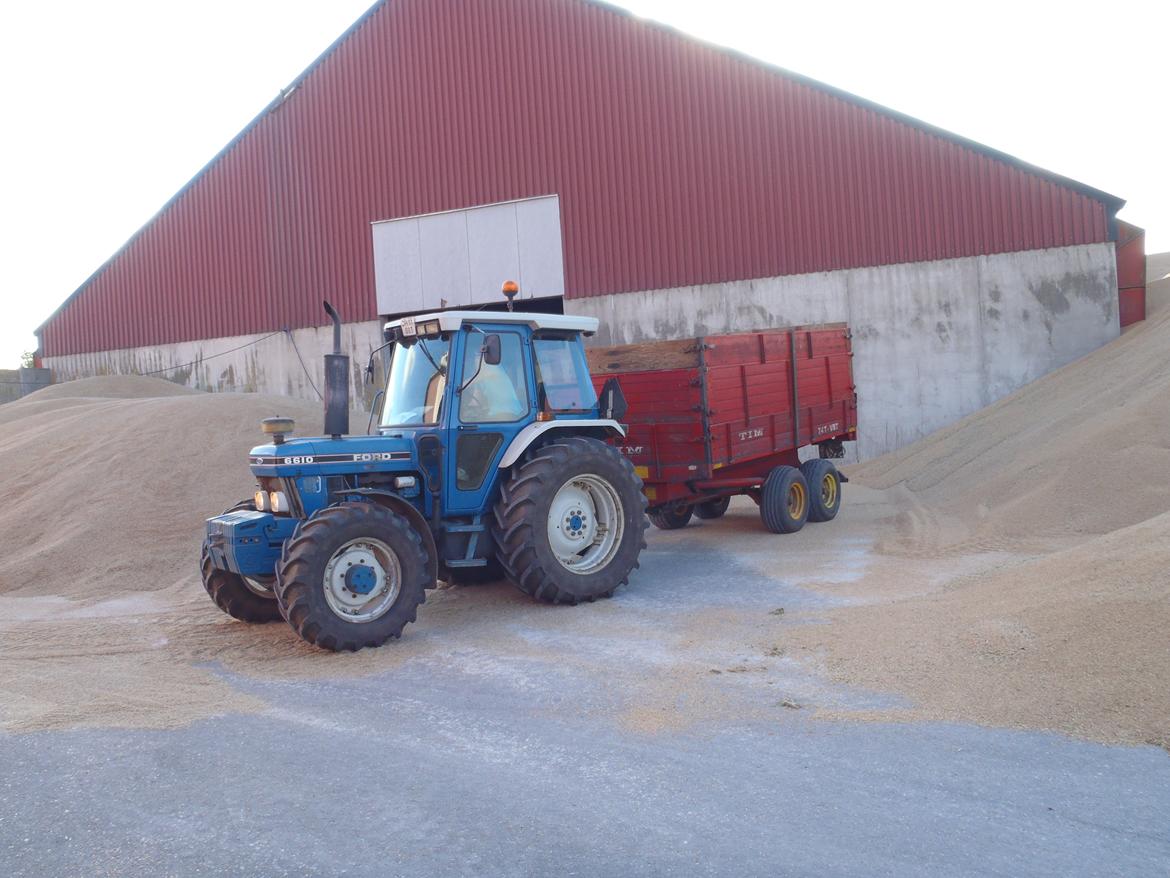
left=339, top=489, right=439, bottom=583
left=497, top=419, right=626, bottom=468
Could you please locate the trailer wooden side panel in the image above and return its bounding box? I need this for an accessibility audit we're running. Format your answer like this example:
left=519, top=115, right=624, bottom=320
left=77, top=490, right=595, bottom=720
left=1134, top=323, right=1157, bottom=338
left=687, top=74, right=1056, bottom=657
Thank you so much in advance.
left=589, top=325, right=856, bottom=506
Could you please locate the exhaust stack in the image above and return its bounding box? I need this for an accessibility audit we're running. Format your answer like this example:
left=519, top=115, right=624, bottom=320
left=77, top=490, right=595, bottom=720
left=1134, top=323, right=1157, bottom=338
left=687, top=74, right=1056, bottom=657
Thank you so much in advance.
left=322, top=301, right=349, bottom=439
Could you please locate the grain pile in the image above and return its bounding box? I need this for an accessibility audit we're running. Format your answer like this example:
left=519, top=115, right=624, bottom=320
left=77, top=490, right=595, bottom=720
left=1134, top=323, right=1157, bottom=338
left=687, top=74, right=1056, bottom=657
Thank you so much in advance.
left=0, top=378, right=329, bottom=730
left=790, top=297, right=1170, bottom=746
left=0, top=379, right=322, bottom=601
left=854, top=298, right=1170, bottom=555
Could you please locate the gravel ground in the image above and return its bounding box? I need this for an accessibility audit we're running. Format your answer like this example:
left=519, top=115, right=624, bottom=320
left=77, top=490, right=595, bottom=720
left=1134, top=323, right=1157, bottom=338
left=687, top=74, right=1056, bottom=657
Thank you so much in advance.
left=2, top=509, right=1168, bottom=877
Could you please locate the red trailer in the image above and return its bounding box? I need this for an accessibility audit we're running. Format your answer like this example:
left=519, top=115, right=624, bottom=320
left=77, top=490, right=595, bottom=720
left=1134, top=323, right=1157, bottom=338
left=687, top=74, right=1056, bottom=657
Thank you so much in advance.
left=588, top=324, right=857, bottom=533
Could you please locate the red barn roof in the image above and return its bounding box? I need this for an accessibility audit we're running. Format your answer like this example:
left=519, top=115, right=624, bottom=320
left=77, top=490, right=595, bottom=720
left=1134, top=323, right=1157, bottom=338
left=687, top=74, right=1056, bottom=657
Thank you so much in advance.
left=39, top=0, right=1124, bottom=357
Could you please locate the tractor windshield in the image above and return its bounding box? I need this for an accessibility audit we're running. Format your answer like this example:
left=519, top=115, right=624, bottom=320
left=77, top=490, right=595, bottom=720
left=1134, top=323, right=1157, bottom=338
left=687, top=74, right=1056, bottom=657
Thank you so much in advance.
left=381, top=337, right=450, bottom=427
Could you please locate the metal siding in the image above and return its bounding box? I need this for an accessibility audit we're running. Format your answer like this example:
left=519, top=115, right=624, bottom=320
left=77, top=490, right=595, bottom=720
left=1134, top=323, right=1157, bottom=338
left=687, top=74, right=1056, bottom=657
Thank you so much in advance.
left=1115, top=220, right=1146, bottom=327
left=43, top=0, right=1114, bottom=357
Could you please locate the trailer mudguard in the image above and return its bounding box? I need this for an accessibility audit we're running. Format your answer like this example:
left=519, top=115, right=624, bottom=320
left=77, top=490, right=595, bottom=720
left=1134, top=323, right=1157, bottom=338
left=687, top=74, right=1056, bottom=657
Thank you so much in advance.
left=497, top=419, right=626, bottom=468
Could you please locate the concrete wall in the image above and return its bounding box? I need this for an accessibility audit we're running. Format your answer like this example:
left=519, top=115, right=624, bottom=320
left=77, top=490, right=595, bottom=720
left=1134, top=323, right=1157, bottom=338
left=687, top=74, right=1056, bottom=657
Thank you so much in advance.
left=0, top=368, right=53, bottom=404
left=43, top=242, right=1118, bottom=462
left=0, top=370, right=20, bottom=405
left=569, top=242, right=1119, bottom=460
left=44, top=321, right=388, bottom=412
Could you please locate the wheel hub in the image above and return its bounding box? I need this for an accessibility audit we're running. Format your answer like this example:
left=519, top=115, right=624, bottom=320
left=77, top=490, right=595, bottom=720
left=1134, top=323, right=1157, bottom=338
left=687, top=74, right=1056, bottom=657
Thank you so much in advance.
left=343, top=564, right=378, bottom=595
left=323, top=539, right=402, bottom=622
left=546, top=475, right=624, bottom=574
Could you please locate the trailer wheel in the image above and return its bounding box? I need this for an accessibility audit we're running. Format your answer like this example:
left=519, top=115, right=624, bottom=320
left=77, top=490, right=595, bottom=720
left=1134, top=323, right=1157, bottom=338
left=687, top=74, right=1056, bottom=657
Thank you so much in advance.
left=694, top=496, right=731, bottom=520
left=493, top=437, right=648, bottom=604
left=649, top=504, right=694, bottom=530
left=274, top=502, right=429, bottom=651
left=760, top=466, right=810, bottom=534
left=800, top=459, right=842, bottom=522
left=200, top=500, right=283, bottom=624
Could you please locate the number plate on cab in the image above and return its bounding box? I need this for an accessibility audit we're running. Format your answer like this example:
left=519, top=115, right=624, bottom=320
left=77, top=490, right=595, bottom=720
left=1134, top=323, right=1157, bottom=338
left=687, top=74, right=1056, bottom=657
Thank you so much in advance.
left=400, top=316, right=417, bottom=337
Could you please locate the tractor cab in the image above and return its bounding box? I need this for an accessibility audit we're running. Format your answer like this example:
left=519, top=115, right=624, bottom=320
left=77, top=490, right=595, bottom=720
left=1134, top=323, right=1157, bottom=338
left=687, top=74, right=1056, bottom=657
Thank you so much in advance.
left=377, top=309, right=605, bottom=516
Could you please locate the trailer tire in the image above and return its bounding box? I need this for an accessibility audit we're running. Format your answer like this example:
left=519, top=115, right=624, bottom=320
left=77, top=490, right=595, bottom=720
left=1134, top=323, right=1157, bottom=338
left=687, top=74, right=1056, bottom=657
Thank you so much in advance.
left=200, top=500, right=283, bottom=624
left=694, top=496, right=731, bottom=520
left=760, top=466, right=810, bottom=534
left=800, top=459, right=842, bottom=522
left=274, top=502, right=429, bottom=651
left=493, top=437, right=647, bottom=604
left=649, top=504, right=694, bottom=530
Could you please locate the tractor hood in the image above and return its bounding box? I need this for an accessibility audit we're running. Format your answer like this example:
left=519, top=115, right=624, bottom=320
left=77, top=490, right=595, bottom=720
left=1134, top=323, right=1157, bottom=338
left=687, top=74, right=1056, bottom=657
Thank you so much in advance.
left=248, top=435, right=415, bottom=477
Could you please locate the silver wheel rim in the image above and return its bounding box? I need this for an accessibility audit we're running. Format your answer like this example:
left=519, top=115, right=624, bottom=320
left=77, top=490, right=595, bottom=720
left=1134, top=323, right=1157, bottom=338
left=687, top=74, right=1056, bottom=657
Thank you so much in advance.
left=322, top=537, right=402, bottom=623
left=242, top=576, right=274, bottom=598
left=546, top=473, right=625, bottom=574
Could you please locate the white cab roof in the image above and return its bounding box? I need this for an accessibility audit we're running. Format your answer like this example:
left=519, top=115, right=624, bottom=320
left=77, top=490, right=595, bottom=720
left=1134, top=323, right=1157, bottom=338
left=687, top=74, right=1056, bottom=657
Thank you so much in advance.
left=385, top=310, right=599, bottom=334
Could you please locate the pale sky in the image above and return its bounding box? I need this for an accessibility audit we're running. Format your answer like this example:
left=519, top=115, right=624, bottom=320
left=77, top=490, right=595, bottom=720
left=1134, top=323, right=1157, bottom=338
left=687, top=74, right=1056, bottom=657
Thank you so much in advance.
left=1, top=0, right=1166, bottom=367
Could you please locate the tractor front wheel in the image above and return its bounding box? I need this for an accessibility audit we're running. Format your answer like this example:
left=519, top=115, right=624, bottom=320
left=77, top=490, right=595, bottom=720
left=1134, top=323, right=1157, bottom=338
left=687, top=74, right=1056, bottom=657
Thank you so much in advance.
left=494, top=437, right=647, bottom=604
left=201, top=500, right=282, bottom=624
left=274, top=502, right=430, bottom=651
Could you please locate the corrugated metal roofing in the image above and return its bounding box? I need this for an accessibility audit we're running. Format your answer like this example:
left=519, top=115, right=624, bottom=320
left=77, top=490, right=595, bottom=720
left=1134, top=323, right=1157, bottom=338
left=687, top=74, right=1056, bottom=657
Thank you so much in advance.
left=39, top=0, right=1124, bottom=357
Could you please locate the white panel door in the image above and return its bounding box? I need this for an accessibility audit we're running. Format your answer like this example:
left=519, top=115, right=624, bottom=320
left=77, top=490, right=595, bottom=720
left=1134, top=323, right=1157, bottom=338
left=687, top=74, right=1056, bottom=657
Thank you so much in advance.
left=417, top=210, right=470, bottom=311
left=372, top=195, right=564, bottom=314
left=466, top=202, right=522, bottom=304
left=372, top=218, right=424, bottom=314
left=515, top=196, right=566, bottom=299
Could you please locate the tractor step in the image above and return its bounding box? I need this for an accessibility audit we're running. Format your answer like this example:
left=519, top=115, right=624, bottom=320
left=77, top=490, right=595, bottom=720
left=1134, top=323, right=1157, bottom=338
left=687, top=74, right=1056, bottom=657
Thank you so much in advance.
left=445, top=558, right=488, bottom=568
left=444, top=523, right=485, bottom=534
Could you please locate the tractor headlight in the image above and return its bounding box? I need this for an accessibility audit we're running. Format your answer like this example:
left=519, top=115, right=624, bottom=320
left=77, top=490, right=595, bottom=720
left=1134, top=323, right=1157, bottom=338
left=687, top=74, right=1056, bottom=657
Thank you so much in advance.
left=394, top=476, right=417, bottom=489
left=269, top=491, right=290, bottom=514
left=254, top=490, right=271, bottom=511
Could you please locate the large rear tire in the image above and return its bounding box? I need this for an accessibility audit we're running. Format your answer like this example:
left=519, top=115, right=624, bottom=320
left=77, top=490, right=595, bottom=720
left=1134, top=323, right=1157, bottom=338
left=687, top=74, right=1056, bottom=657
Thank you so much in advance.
left=760, top=466, right=810, bottom=534
left=200, top=500, right=282, bottom=624
left=274, top=502, right=429, bottom=651
left=493, top=437, right=648, bottom=604
left=800, top=459, right=842, bottom=522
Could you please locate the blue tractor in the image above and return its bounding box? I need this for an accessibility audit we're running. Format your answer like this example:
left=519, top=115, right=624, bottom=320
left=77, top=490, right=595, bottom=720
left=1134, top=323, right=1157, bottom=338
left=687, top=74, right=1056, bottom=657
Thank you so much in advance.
left=201, top=292, right=647, bottom=651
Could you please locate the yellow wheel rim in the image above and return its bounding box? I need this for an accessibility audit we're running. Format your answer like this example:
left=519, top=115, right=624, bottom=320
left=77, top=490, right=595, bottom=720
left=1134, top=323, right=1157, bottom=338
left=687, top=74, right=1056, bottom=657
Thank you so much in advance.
left=821, top=473, right=838, bottom=509
left=787, top=481, right=807, bottom=520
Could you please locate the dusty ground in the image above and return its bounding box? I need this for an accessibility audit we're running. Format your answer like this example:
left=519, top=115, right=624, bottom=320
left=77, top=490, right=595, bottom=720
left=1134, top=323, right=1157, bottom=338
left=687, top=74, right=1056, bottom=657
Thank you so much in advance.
left=2, top=306, right=1169, bottom=872
left=1, top=489, right=1168, bottom=876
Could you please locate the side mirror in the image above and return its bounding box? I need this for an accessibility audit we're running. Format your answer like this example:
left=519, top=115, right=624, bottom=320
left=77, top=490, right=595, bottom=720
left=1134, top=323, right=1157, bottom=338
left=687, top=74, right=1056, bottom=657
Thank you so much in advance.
left=483, top=334, right=502, bottom=366
left=600, top=377, right=628, bottom=421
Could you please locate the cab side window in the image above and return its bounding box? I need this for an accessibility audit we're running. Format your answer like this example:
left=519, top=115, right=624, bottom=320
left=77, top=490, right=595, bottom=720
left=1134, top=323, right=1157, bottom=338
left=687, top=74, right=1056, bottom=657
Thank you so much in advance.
left=533, top=336, right=598, bottom=412
left=459, top=332, right=529, bottom=423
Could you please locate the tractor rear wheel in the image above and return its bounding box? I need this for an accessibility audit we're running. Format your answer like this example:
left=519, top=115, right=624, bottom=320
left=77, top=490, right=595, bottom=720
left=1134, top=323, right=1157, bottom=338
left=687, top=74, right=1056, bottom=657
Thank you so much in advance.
left=694, top=496, right=731, bottom=520
left=493, top=437, right=647, bottom=604
left=649, top=504, right=694, bottom=530
left=200, top=500, right=282, bottom=624
left=274, top=502, right=429, bottom=651
left=800, top=459, right=842, bottom=522
left=760, top=466, right=810, bottom=534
